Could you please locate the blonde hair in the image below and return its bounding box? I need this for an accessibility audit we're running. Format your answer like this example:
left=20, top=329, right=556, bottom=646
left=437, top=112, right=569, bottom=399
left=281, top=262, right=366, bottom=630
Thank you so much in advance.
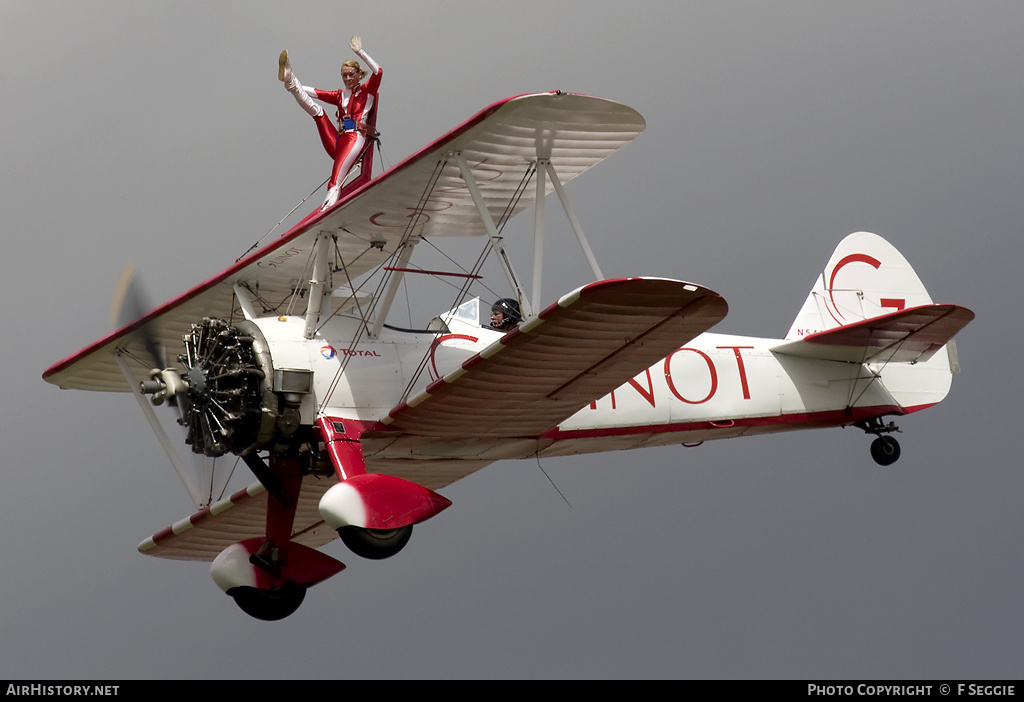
left=341, top=60, right=366, bottom=80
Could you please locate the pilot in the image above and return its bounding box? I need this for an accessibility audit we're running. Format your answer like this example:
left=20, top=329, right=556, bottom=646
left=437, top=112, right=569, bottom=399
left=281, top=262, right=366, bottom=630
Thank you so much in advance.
left=489, top=298, right=522, bottom=332
left=278, top=35, right=382, bottom=212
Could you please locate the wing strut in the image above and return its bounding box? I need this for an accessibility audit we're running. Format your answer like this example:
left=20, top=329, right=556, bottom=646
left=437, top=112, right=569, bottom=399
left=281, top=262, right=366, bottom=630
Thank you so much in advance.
left=529, top=159, right=604, bottom=316
left=532, top=160, right=546, bottom=310
left=453, top=152, right=533, bottom=317
left=233, top=283, right=259, bottom=321
left=304, top=232, right=332, bottom=339
left=542, top=160, right=604, bottom=281
left=368, top=237, right=420, bottom=339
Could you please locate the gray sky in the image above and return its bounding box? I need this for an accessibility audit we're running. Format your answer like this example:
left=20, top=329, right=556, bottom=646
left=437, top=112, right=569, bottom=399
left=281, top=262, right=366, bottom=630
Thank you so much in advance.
left=3, top=1, right=1022, bottom=679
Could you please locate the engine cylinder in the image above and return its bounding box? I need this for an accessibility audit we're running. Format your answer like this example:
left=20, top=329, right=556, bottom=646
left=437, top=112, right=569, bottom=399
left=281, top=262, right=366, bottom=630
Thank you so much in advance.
left=178, top=318, right=277, bottom=456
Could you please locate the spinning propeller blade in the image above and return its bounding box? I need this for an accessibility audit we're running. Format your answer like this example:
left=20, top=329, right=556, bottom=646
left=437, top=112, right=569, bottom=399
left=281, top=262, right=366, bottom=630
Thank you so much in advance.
left=109, top=262, right=165, bottom=370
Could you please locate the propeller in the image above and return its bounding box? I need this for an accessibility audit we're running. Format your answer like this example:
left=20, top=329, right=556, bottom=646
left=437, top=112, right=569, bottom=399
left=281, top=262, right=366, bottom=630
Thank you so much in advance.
left=108, top=263, right=253, bottom=505
left=109, top=264, right=271, bottom=457
left=109, top=262, right=188, bottom=405
left=110, top=262, right=165, bottom=370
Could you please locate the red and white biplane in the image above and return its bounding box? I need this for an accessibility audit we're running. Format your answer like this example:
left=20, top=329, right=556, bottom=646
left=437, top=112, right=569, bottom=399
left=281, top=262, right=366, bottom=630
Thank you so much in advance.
left=43, top=92, right=974, bottom=620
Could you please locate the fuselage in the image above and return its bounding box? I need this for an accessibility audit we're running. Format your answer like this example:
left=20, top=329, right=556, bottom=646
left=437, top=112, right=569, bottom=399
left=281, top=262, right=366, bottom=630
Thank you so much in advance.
left=251, top=300, right=941, bottom=463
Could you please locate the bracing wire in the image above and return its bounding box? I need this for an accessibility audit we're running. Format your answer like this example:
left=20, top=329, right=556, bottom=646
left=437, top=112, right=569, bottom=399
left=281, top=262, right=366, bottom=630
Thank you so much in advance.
left=317, top=157, right=449, bottom=412
left=236, top=176, right=330, bottom=262
left=535, top=452, right=572, bottom=509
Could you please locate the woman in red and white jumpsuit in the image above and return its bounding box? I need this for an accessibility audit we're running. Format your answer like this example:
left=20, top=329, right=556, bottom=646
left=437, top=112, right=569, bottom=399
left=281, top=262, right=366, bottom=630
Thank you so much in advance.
left=279, top=36, right=382, bottom=211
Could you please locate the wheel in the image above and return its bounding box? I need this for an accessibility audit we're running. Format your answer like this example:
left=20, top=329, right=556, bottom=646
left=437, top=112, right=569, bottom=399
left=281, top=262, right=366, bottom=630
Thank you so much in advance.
left=228, top=581, right=306, bottom=621
left=870, top=436, right=901, bottom=466
left=339, top=525, right=413, bottom=560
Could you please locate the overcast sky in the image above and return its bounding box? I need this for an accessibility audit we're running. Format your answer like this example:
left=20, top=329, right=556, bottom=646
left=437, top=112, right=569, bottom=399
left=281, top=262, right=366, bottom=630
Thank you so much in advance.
left=3, top=1, right=1023, bottom=679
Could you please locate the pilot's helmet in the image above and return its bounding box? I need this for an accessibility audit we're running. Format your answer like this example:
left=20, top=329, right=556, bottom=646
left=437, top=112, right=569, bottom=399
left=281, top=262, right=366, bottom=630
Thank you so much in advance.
left=490, top=298, right=522, bottom=330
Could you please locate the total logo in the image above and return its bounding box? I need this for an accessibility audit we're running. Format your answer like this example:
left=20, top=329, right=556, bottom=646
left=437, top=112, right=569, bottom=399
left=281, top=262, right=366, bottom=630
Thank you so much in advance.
left=320, top=345, right=382, bottom=359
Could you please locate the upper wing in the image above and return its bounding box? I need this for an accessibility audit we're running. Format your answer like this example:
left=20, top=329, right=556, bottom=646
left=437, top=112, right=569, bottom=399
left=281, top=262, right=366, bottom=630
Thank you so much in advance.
left=43, top=92, right=646, bottom=393
left=772, top=304, right=975, bottom=364
left=371, top=278, right=727, bottom=441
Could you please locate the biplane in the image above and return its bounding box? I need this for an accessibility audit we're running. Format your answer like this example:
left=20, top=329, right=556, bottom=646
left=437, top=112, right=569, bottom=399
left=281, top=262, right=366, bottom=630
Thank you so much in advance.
left=43, top=92, right=974, bottom=620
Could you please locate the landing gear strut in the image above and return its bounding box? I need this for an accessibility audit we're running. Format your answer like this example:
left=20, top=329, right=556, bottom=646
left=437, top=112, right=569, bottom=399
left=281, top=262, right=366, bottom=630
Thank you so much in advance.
left=857, top=417, right=902, bottom=466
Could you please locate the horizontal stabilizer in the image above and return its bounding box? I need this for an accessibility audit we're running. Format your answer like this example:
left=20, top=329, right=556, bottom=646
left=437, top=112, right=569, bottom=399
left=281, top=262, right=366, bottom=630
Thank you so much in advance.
left=379, top=278, right=728, bottom=438
left=772, top=304, right=974, bottom=364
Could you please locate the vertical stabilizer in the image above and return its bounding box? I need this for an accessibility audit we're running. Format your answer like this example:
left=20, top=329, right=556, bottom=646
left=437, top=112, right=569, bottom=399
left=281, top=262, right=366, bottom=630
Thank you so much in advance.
left=783, top=231, right=972, bottom=412
left=786, top=232, right=934, bottom=340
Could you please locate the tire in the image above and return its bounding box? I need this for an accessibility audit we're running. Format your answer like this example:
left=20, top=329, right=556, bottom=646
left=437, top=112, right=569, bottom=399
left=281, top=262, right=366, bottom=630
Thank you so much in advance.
left=229, top=581, right=306, bottom=621
left=339, top=525, right=413, bottom=560
left=870, top=436, right=901, bottom=466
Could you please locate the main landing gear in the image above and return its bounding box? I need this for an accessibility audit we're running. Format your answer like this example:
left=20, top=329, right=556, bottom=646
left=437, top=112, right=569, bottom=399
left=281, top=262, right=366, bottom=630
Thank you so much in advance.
left=211, top=536, right=346, bottom=622
left=857, top=417, right=902, bottom=466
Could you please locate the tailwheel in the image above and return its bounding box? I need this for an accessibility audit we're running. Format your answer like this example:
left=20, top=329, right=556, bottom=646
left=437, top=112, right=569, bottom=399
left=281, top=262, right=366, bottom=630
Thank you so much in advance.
left=228, top=581, right=307, bottom=621
left=339, top=525, right=413, bottom=560
left=857, top=417, right=902, bottom=466
left=870, top=436, right=901, bottom=466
